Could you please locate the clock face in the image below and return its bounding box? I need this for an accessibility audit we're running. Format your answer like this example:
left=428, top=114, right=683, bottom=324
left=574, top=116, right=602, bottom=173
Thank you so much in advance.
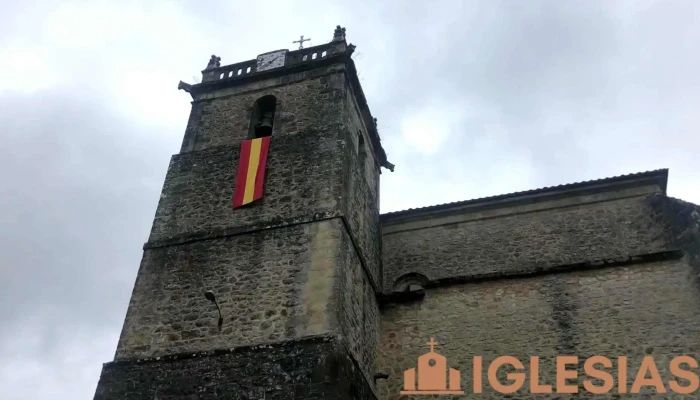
left=257, top=50, right=287, bottom=72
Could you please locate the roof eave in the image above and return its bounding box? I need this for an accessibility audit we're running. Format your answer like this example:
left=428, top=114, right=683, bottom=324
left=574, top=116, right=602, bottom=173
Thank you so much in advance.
left=381, top=169, right=669, bottom=222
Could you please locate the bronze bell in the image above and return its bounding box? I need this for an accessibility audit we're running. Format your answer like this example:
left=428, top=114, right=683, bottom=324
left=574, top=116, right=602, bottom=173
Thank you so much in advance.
left=255, top=111, right=274, bottom=137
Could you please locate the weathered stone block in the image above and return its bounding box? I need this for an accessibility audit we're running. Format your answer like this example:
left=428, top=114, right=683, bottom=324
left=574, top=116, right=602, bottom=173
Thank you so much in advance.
left=96, top=335, right=376, bottom=400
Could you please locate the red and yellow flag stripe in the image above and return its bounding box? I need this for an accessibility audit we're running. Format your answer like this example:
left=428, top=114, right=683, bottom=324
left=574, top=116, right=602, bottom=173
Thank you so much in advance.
left=233, top=137, right=271, bottom=208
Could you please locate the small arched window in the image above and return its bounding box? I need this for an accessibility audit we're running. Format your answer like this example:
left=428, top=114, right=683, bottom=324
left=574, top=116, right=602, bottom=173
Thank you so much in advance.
left=249, top=95, right=277, bottom=138
left=393, top=273, right=429, bottom=293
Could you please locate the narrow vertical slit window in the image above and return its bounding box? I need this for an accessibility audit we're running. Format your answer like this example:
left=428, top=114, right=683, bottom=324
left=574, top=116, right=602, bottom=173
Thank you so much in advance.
left=358, top=130, right=366, bottom=163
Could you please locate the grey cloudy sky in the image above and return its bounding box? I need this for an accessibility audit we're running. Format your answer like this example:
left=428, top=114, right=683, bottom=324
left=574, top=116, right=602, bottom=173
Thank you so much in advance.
left=1, top=0, right=699, bottom=398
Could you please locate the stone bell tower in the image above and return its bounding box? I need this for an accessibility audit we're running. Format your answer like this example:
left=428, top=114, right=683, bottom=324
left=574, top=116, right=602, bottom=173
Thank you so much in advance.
left=93, top=26, right=393, bottom=399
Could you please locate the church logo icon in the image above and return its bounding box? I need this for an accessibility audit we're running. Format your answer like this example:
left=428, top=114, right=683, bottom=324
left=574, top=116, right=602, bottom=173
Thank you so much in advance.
left=400, top=338, right=464, bottom=395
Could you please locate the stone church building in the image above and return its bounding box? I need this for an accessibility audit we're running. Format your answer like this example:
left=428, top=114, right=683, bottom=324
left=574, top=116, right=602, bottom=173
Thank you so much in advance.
left=93, top=27, right=700, bottom=399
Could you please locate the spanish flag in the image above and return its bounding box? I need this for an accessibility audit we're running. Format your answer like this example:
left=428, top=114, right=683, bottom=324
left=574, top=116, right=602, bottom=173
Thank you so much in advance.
left=232, top=137, right=271, bottom=208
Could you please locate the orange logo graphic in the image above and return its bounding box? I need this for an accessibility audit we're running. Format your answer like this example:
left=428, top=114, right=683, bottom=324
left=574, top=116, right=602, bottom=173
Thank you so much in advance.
left=401, top=338, right=464, bottom=395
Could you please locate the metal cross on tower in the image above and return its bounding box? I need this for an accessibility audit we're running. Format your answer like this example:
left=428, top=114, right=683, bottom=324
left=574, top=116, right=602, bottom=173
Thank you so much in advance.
left=293, top=35, right=311, bottom=49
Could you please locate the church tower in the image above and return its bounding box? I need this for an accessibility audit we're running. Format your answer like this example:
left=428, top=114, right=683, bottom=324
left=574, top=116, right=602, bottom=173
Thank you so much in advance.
left=93, top=26, right=393, bottom=399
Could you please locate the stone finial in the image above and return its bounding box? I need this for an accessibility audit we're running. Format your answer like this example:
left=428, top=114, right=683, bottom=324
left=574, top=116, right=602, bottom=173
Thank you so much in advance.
left=205, top=55, right=221, bottom=70
left=333, top=25, right=346, bottom=42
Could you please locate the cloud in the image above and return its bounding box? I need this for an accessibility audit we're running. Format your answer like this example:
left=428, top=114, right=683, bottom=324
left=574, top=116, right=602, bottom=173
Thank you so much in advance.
left=0, top=86, right=171, bottom=399
left=0, top=39, right=59, bottom=93
left=1, top=1, right=699, bottom=399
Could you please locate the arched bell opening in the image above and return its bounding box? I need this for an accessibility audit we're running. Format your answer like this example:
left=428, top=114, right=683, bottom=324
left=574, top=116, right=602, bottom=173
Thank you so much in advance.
left=249, top=95, right=277, bottom=138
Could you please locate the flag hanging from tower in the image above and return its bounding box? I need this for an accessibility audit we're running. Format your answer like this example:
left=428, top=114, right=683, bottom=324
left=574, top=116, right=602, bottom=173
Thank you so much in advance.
left=233, top=137, right=271, bottom=208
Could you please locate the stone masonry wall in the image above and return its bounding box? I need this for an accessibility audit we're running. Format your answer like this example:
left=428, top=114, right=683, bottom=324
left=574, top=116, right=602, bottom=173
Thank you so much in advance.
left=382, top=194, right=669, bottom=292
left=650, top=193, right=700, bottom=267
left=118, top=218, right=379, bottom=385
left=377, top=258, right=700, bottom=399
left=342, top=82, right=379, bottom=198
left=185, top=68, right=346, bottom=152
left=147, top=130, right=344, bottom=246
left=149, top=67, right=382, bottom=289
left=340, top=81, right=382, bottom=288
left=337, top=221, right=380, bottom=386
left=96, top=335, right=376, bottom=400
left=119, top=219, right=339, bottom=359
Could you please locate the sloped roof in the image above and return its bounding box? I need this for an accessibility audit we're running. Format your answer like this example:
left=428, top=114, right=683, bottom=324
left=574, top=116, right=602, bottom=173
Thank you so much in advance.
left=381, top=169, right=669, bottom=221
